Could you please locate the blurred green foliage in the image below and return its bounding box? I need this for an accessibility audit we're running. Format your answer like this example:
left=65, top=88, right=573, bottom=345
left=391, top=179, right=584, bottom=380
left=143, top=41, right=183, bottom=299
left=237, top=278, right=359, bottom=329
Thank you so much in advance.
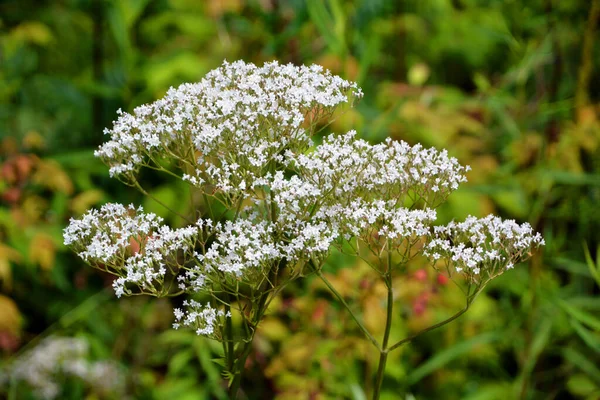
left=1, top=0, right=599, bottom=398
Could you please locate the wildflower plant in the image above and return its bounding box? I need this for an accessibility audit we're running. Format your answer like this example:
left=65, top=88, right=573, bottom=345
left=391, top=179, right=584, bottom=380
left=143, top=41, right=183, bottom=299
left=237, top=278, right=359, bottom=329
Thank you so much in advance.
left=64, top=60, right=544, bottom=399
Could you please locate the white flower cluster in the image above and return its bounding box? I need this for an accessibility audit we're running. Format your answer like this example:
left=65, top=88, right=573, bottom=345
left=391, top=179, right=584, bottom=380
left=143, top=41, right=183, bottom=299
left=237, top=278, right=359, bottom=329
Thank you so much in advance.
left=317, top=200, right=437, bottom=244
left=65, top=59, right=544, bottom=340
left=281, top=220, right=340, bottom=263
left=425, top=215, right=545, bottom=282
left=287, top=131, right=469, bottom=206
left=254, top=130, right=466, bottom=262
left=173, top=300, right=231, bottom=339
left=63, top=203, right=162, bottom=261
left=1, top=337, right=123, bottom=400
left=199, top=218, right=280, bottom=282
left=260, top=172, right=322, bottom=224
left=95, top=60, right=362, bottom=198
left=64, top=203, right=199, bottom=297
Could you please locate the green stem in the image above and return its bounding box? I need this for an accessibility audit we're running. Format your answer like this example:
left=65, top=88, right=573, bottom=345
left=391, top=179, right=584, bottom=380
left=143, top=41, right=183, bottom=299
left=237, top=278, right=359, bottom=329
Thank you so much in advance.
left=373, top=351, right=388, bottom=400
left=229, top=184, right=280, bottom=398
left=226, top=198, right=249, bottom=398
left=132, top=180, right=192, bottom=223
left=314, top=265, right=381, bottom=351
left=386, top=287, right=482, bottom=353
left=224, top=301, right=235, bottom=372
left=373, top=276, right=394, bottom=400
left=228, top=326, right=253, bottom=399
left=203, top=192, right=214, bottom=220
left=373, top=244, right=394, bottom=400
left=228, top=261, right=280, bottom=398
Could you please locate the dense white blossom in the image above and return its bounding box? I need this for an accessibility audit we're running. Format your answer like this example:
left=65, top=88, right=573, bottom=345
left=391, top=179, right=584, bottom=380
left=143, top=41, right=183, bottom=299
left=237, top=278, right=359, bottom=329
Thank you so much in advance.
left=424, top=215, right=545, bottom=282
left=318, top=200, right=437, bottom=241
left=172, top=300, right=231, bottom=339
left=64, top=203, right=199, bottom=297
left=199, top=219, right=281, bottom=280
left=287, top=131, right=469, bottom=206
left=64, top=59, right=544, bottom=340
left=95, top=60, right=362, bottom=196
left=63, top=203, right=163, bottom=261
left=280, top=220, right=339, bottom=262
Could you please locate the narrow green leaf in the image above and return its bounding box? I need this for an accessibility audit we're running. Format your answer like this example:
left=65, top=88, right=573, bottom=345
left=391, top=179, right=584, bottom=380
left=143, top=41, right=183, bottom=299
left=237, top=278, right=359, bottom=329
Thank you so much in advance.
left=517, top=319, right=552, bottom=389
left=543, top=171, right=600, bottom=186
left=306, top=0, right=345, bottom=55
left=583, top=243, right=600, bottom=287
left=349, top=383, right=367, bottom=400
left=406, top=332, right=501, bottom=385
left=157, top=330, right=194, bottom=346
left=211, top=357, right=226, bottom=368
left=566, top=374, right=599, bottom=397
left=168, top=350, right=194, bottom=375
left=193, top=340, right=227, bottom=399
left=570, top=318, right=600, bottom=353
left=357, top=32, right=380, bottom=86
left=558, top=299, right=600, bottom=331
left=563, top=348, right=600, bottom=384
left=551, top=257, right=593, bottom=277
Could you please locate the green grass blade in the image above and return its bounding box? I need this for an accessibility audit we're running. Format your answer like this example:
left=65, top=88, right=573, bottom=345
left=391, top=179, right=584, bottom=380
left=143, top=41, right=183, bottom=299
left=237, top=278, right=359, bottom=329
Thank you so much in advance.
left=570, top=318, right=600, bottom=353
left=406, top=332, right=501, bottom=386
left=558, top=299, right=600, bottom=331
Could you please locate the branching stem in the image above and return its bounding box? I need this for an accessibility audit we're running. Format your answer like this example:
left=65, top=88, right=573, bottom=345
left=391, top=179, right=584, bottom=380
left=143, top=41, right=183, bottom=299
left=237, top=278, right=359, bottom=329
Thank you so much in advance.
left=313, top=265, right=382, bottom=351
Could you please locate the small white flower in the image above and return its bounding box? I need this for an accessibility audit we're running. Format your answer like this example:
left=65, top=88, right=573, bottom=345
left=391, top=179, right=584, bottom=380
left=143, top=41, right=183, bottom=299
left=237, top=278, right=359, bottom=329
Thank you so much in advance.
left=426, top=215, right=544, bottom=281
left=173, top=302, right=231, bottom=339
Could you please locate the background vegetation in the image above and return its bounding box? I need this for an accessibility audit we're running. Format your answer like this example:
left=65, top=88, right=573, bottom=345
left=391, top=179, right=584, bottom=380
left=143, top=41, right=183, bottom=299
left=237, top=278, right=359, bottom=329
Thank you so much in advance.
left=1, top=0, right=599, bottom=399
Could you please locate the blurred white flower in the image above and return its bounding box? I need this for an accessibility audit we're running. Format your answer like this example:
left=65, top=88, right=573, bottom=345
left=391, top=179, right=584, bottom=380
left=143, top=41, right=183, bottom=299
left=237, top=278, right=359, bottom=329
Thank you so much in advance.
left=1, top=337, right=123, bottom=400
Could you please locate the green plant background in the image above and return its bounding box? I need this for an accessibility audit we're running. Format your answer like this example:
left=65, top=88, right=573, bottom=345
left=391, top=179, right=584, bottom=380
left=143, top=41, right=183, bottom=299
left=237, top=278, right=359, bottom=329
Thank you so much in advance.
left=1, top=0, right=599, bottom=399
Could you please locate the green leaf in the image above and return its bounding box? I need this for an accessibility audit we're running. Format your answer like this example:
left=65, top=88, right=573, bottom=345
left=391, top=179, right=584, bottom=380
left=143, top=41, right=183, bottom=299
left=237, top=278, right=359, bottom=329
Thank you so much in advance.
left=349, top=383, right=367, bottom=400
left=551, top=257, right=593, bottom=277
left=544, top=171, right=600, bottom=186
left=168, top=350, right=194, bottom=375
left=306, top=0, right=346, bottom=56
left=356, top=30, right=380, bottom=86
left=406, top=332, right=501, bottom=385
left=491, top=188, right=528, bottom=219
left=566, top=374, right=599, bottom=397
left=158, top=329, right=195, bottom=346
left=463, top=383, right=515, bottom=400
left=558, top=299, right=600, bottom=331
left=194, top=342, right=219, bottom=380
left=211, top=357, right=226, bottom=369
left=567, top=296, right=600, bottom=311
left=153, top=377, right=204, bottom=399
left=144, top=53, right=209, bottom=93
left=142, top=184, right=179, bottom=221
left=584, top=243, right=600, bottom=287
left=570, top=318, right=600, bottom=353
left=517, top=319, right=552, bottom=389
left=563, top=348, right=600, bottom=384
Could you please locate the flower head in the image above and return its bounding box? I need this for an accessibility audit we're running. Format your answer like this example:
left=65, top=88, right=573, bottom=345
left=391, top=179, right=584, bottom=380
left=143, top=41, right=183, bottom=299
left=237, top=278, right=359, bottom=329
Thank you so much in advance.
left=64, top=203, right=199, bottom=297
left=95, top=60, right=362, bottom=198
left=425, top=215, right=545, bottom=283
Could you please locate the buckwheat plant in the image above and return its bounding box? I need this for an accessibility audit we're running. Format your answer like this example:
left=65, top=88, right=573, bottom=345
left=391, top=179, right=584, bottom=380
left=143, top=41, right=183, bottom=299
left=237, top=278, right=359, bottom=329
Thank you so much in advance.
left=64, top=60, right=544, bottom=399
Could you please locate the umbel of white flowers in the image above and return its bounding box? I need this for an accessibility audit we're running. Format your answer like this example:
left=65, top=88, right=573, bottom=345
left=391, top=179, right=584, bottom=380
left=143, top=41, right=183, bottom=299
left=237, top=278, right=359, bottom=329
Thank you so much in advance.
left=64, top=60, right=544, bottom=342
